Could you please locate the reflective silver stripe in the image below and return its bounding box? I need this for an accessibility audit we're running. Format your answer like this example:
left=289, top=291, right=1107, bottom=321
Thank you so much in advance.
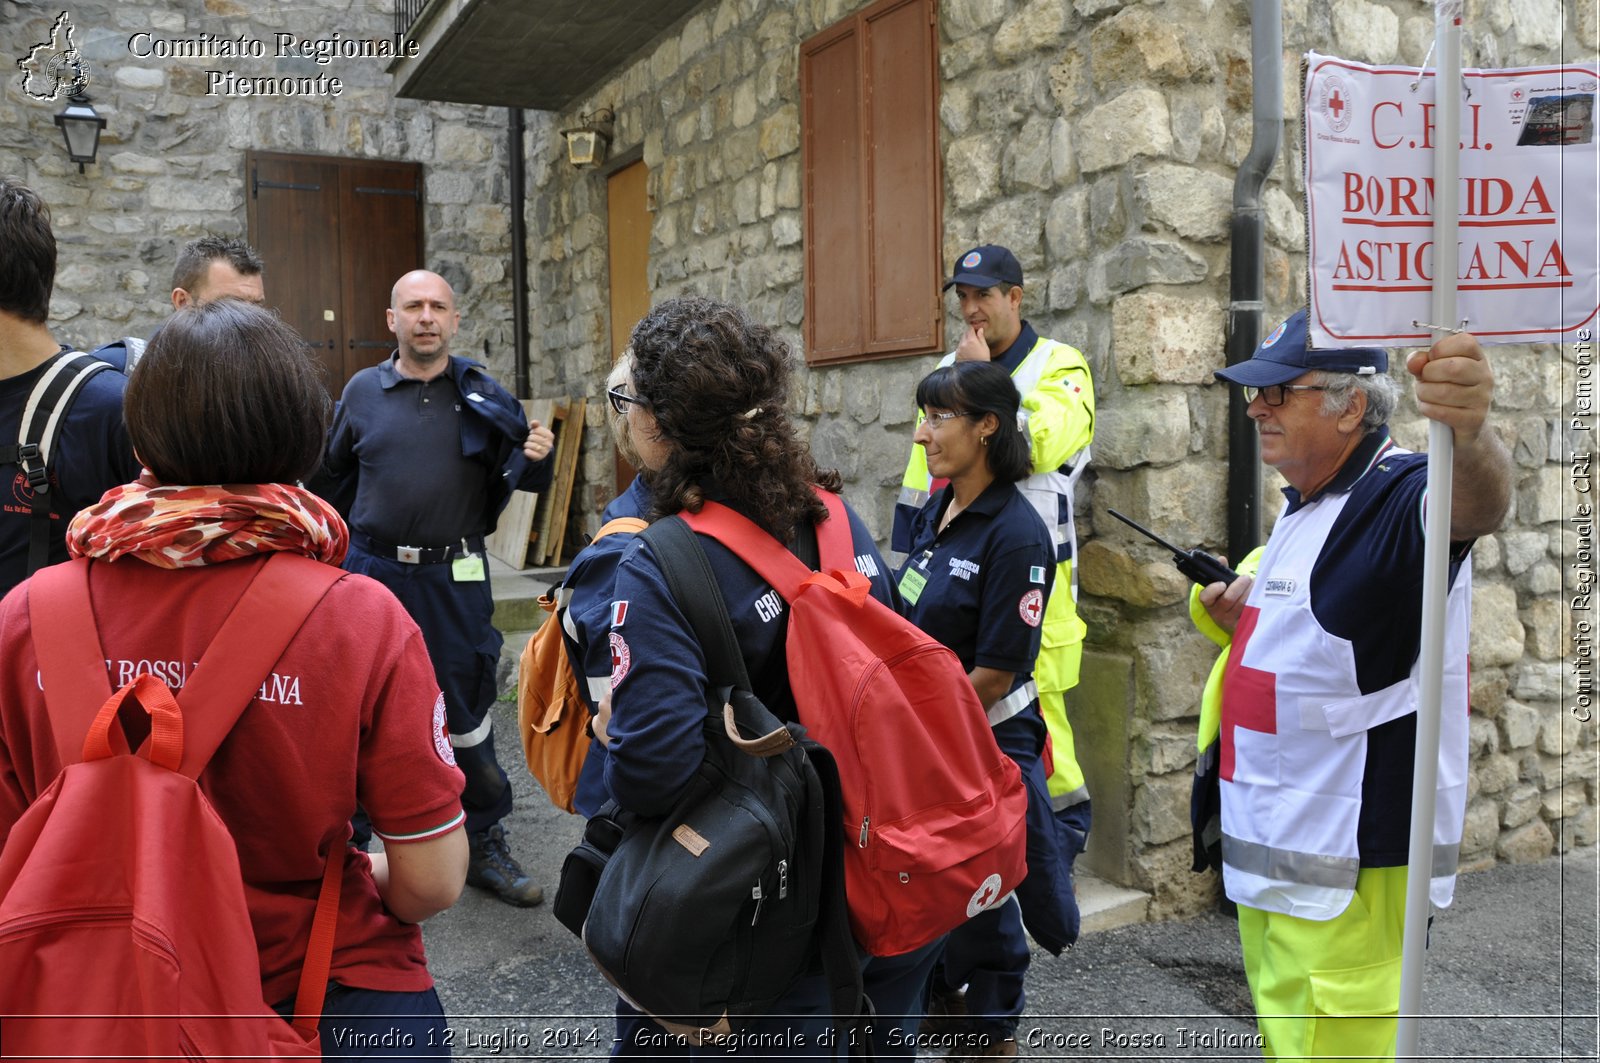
left=449, top=713, right=494, bottom=749
left=987, top=680, right=1037, bottom=726
left=554, top=585, right=574, bottom=610
left=898, top=485, right=929, bottom=509
left=561, top=605, right=579, bottom=641
left=586, top=675, right=610, bottom=704
left=1222, top=834, right=1360, bottom=890
left=1050, top=786, right=1090, bottom=811
left=1432, top=842, right=1459, bottom=879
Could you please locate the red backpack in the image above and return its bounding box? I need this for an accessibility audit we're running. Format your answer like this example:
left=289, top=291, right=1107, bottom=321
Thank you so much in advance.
left=680, top=490, right=1028, bottom=957
left=0, top=553, right=346, bottom=1059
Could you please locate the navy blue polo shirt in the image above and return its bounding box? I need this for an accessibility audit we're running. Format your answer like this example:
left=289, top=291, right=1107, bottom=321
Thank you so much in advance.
left=602, top=497, right=896, bottom=817
left=896, top=478, right=1054, bottom=686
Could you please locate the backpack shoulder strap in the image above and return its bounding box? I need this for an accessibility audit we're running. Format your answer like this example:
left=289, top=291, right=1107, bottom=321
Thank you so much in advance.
left=595, top=516, right=647, bottom=539
left=0, top=352, right=115, bottom=576
left=639, top=516, right=751, bottom=693
left=27, top=559, right=118, bottom=767
left=678, top=504, right=817, bottom=603
left=811, top=489, right=855, bottom=572
left=175, top=552, right=345, bottom=779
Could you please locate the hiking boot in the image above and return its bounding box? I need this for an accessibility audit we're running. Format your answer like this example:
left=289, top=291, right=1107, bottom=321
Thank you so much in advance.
left=466, top=824, right=544, bottom=907
left=922, top=985, right=970, bottom=1036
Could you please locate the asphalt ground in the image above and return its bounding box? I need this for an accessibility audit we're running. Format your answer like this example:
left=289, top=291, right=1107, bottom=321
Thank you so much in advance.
left=420, top=695, right=1600, bottom=1062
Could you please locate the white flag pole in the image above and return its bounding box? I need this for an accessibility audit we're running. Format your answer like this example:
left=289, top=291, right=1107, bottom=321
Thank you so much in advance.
left=1396, top=2, right=1462, bottom=1056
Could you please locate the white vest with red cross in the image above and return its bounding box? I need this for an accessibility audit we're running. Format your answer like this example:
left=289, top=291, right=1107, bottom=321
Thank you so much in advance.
left=1217, top=478, right=1472, bottom=921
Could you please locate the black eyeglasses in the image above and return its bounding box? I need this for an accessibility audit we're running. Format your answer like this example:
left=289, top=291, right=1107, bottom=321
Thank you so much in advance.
left=607, top=387, right=647, bottom=415
left=1244, top=384, right=1331, bottom=407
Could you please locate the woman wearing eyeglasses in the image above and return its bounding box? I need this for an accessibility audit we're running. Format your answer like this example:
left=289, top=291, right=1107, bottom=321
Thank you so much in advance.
left=589, top=295, right=941, bottom=1059
left=895, top=360, right=1079, bottom=1061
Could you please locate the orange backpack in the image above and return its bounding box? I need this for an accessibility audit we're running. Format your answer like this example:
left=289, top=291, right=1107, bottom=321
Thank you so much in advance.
left=517, top=517, right=646, bottom=812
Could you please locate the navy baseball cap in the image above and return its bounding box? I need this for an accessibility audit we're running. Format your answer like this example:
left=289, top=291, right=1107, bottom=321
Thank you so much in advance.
left=1214, top=308, right=1388, bottom=388
left=943, top=245, right=1023, bottom=291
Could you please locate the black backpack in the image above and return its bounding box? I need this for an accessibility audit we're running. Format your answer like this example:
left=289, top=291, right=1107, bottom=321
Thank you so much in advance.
left=554, top=515, right=865, bottom=1045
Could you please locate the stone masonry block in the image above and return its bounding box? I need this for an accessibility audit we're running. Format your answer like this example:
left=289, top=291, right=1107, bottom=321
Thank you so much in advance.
left=1134, top=164, right=1232, bottom=241
left=993, top=0, right=1068, bottom=63
left=1471, top=668, right=1510, bottom=717
left=1512, top=661, right=1563, bottom=703
left=1468, top=712, right=1499, bottom=758
left=1078, top=539, right=1190, bottom=609
left=1460, top=798, right=1500, bottom=855
left=1497, top=819, right=1555, bottom=863
left=1541, top=782, right=1587, bottom=820
left=1522, top=598, right=1569, bottom=660
left=1112, top=292, right=1225, bottom=385
left=1559, top=804, right=1599, bottom=851
left=1094, top=389, right=1190, bottom=469
left=1499, top=700, right=1541, bottom=749
left=1087, top=239, right=1208, bottom=303
left=1475, top=752, right=1518, bottom=794
left=1470, top=581, right=1525, bottom=668
left=1133, top=772, right=1192, bottom=848
left=1501, top=783, right=1543, bottom=829
left=1077, top=90, right=1174, bottom=174
left=1331, top=0, right=1399, bottom=63
left=1538, top=713, right=1582, bottom=756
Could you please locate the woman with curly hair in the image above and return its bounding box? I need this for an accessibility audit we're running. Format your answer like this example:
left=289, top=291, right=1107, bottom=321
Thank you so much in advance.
left=592, top=295, right=940, bottom=1059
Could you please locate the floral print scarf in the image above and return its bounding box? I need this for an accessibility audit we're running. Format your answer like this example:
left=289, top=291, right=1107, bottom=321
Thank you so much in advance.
left=66, top=474, right=348, bottom=568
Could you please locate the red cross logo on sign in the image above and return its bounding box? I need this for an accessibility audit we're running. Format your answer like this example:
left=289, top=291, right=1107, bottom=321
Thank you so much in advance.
left=1328, top=90, right=1345, bottom=119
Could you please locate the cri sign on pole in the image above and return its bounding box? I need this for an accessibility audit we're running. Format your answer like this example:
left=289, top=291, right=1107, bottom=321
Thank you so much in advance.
left=1304, top=52, right=1598, bottom=348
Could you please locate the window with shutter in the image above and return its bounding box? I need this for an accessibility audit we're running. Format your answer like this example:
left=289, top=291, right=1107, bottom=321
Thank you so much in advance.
left=800, top=0, right=942, bottom=366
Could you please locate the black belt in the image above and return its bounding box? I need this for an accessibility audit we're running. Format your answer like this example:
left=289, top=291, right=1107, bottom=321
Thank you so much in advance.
left=353, top=531, right=485, bottom=565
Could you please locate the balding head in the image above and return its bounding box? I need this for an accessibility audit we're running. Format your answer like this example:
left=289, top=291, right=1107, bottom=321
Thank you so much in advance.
left=387, top=270, right=460, bottom=374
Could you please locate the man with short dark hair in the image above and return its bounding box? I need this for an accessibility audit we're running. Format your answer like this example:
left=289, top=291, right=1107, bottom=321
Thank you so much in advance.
left=94, top=234, right=265, bottom=372
left=1194, top=308, right=1512, bottom=1059
left=316, top=269, right=555, bottom=907
left=0, top=176, right=140, bottom=595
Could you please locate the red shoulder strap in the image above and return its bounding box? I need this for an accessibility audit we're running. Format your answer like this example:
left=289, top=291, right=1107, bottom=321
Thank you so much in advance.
left=175, top=552, right=344, bottom=779
left=677, top=489, right=862, bottom=604
left=27, top=559, right=120, bottom=767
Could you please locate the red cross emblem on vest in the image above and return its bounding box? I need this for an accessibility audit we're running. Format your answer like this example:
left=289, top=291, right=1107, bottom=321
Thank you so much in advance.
left=1220, top=605, right=1276, bottom=782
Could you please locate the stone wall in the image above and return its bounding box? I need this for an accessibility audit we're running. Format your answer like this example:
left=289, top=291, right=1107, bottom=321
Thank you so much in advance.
left=1, top=0, right=516, bottom=378
left=531, top=0, right=1596, bottom=917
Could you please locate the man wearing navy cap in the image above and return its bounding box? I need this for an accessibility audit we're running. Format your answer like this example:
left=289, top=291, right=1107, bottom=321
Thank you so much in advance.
left=1192, top=308, right=1511, bottom=1060
left=894, top=244, right=1094, bottom=1056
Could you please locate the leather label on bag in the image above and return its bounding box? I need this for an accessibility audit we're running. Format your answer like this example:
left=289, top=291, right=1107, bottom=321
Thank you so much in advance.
left=672, top=824, right=710, bottom=857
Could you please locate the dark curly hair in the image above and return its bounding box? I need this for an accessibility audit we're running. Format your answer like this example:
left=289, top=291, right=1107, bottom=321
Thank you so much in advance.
left=628, top=295, right=840, bottom=540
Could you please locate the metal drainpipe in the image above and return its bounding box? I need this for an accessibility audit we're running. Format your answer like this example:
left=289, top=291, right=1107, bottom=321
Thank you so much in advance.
left=1225, top=0, right=1283, bottom=563
left=509, top=106, right=531, bottom=399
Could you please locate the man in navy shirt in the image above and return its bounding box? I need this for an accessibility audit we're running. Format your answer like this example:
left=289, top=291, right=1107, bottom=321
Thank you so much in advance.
left=0, top=177, right=140, bottom=595
left=316, top=269, right=554, bottom=907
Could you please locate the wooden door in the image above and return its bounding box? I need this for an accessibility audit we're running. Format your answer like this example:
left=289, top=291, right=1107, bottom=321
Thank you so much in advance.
left=246, top=152, right=424, bottom=398
left=339, top=162, right=424, bottom=384
left=606, top=160, right=651, bottom=496
left=246, top=155, right=342, bottom=389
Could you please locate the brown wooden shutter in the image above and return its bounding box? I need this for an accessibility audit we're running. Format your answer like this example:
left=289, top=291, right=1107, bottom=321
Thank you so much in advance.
left=801, top=0, right=941, bottom=366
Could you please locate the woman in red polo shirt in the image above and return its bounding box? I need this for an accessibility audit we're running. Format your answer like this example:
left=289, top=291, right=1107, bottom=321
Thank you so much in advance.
left=0, top=300, right=468, bottom=1056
